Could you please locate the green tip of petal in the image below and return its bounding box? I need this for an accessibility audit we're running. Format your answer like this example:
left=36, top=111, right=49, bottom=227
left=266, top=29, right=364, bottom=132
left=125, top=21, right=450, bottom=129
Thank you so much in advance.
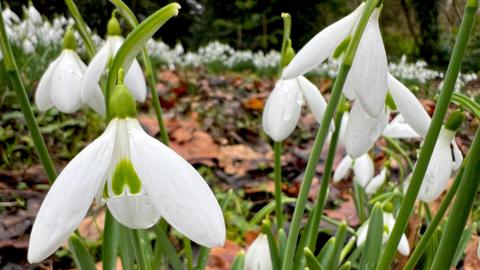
left=107, top=13, right=122, bottom=36
left=109, top=81, right=137, bottom=119
left=63, top=26, right=77, bottom=50
left=112, top=159, right=142, bottom=196
left=445, top=110, right=465, bottom=131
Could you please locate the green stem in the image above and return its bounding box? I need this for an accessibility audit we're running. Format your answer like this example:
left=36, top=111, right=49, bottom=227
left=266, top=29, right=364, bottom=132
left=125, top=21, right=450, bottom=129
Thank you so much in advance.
left=274, top=141, right=284, bottom=229
left=281, top=2, right=378, bottom=268
left=451, top=92, right=480, bottom=118
left=353, top=181, right=367, bottom=223
left=102, top=210, right=121, bottom=270
left=376, top=1, right=478, bottom=268
left=403, top=164, right=465, bottom=270
left=429, top=128, right=480, bottom=269
left=0, top=3, right=56, bottom=183
left=130, top=229, right=152, bottom=270
left=384, top=137, right=414, bottom=170
left=154, top=225, right=184, bottom=270
left=64, top=0, right=96, bottom=59
left=183, top=237, right=193, bottom=270
left=306, top=109, right=344, bottom=250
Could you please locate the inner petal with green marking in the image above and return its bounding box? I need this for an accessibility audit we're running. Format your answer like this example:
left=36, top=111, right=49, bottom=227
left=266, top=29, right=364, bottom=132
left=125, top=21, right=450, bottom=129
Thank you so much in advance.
left=111, top=158, right=142, bottom=196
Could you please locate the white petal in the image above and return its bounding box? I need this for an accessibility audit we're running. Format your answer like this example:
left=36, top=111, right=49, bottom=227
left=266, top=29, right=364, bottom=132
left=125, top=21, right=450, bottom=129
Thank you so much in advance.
left=353, top=154, right=374, bottom=188
left=398, top=234, right=411, bottom=256
left=296, top=76, right=334, bottom=131
left=262, top=79, right=303, bottom=141
left=107, top=193, right=161, bottom=229
left=281, top=3, right=365, bottom=79
left=344, top=102, right=389, bottom=158
left=28, top=125, right=115, bottom=263
left=81, top=44, right=110, bottom=115
left=127, top=119, right=225, bottom=247
left=365, top=168, right=386, bottom=194
left=388, top=74, right=431, bottom=137
left=35, top=57, right=60, bottom=111
left=337, top=112, right=349, bottom=146
left=347, top=9, right=388, bottom=117
left=418, top=128, right=455, bottom=202
left=451, top=141, right=463, bottom=170
left=382, top=122, right=421, bottom=139
left=125, top=60, right=147, bottom=102
left=356, top=224, right=368, bottom=247
left=333, top=155, right=353, bottom=182
left=49, top=50, right=84, bottom=113
left=245, top=234, right=273, bottom=270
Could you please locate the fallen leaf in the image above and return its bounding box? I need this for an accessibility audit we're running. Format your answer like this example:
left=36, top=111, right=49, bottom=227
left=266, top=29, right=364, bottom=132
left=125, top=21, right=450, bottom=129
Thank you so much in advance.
left=324, top=195, right=359, bottom=227
left=219, top=145, right=269, bottom=176
left=207, top=240, right=242, bottom=270
left=463, top=235, right=480, bottom=270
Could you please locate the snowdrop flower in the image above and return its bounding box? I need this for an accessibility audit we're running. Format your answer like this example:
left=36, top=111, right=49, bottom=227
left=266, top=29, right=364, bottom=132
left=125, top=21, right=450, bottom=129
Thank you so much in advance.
left=383, top=114, right=421, bottom=139
left=28, top=80, right=225, bottom=263
left=365, top=168, right=387, bottom=194
left=262, top=76, right=330, bottom=141
left=387, top=73, right=431, bottom=137
left=3, top=7, right=20, bottom=26
left=418, top=117, right=464, bottom=202
left=81, top=15, right=146, bottom=115
left=35, top=28, right=99, bottom=113
left=283, top=4, right=388, bottom=118
left=26, top=3, right=42, bottom=25
left=333, top=153, right=373, bottom=188
left=22, top=39, right=35, bottom=54
left=357, top=211, right=410, bottom=256
left=343, top=102, right=389, bottom=158
left=245, top=234, right=272, bottom=270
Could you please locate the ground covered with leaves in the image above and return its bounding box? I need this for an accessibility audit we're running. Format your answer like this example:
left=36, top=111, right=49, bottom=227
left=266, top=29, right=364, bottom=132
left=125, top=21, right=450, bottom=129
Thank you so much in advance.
left=1, top=67, right=479, bottom=269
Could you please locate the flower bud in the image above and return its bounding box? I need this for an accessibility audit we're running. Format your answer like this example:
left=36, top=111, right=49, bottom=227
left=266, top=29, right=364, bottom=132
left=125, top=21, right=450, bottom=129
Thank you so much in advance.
left=445, top=110, right=465, bottom=131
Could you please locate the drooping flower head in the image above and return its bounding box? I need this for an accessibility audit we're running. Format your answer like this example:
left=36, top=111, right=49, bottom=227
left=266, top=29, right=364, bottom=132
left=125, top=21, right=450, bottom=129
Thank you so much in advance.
left=28, top=75, right=225, bottom=263
left=262, top=76, right=331, bottom=141
left=35, top=27, right=100, bottom=113
left=81, top=12, right=147, bottom=115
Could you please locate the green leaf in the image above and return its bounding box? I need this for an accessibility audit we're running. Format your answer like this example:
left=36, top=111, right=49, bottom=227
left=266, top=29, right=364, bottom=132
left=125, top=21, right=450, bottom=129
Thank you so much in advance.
left=304, top=248, right=324, bottom=270
left=230, top=251, right=245, bottom=270
left=359, top=203, right=383, bottom=270
left=317, top=237, right=335, bottom=267
left=106, top=3, right=180, bottom=116
left=262, top=220, right=281, bottom=269
left=451, top=223, right=475, bottom=267
left=68, top=234, right=96, bottom=270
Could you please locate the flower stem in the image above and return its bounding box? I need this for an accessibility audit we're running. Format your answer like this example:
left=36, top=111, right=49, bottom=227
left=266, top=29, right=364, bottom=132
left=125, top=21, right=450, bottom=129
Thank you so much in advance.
left=130, top=229, right=152, bottom=270
left=281, top=2, right=378, bottom=269
left=64, top=0, right=97, bottom=59
left=274, top=141, right=284, bottom=229
left=102, top=210, right=121, bottom=270
left=375, top=1, right=478, bottom=268
left=0, top=3, right=57, bottom=183
left=403, top=164, right=465, bottom=270
left=384, top=137, right=414, bottom=170
left=305, top=108, right=344, bottom=250
left=429, top=128, right=480, bottom=269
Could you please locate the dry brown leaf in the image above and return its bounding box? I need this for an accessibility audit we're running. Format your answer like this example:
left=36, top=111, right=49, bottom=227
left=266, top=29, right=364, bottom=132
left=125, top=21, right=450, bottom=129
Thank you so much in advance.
left=463, top=235, right=480, bottom=270
left=207, top=240, right=242, bottom=270
left=218, top=145, right=268, bottom=176
left=78, top=209, right=105, bottom=242
left=324, top=196, right=359, bottom=227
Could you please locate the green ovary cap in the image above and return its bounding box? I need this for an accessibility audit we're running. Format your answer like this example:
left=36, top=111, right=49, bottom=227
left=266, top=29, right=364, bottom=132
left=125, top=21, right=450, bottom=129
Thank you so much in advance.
left=110, top=71, right=137, bottom=119
left=63, top=26, right=77, bottom=50
left=445, top=110, right=465, bottom=131
left=281, top=40, right=295, bottom=68
left=107, top=13, right=122, bottom=36
left=383, top=202, right=394, bottom=213
left=111, top=159, right=142, bottom=196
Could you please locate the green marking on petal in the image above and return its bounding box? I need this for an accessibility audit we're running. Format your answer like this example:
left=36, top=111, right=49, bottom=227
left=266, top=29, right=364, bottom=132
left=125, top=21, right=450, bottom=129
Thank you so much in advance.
left=112, top=159, right=142, bottom=196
